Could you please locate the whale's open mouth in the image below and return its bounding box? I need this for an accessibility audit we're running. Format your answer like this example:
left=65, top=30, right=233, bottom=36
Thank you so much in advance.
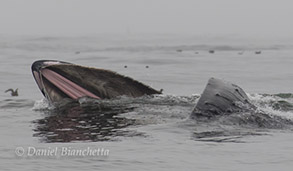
left=32, top=60, right=101, bottom=103
left=31, top=60, right=161, bottom=103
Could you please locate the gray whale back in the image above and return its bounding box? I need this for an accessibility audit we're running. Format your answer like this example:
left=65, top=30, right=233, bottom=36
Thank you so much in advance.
left=192, top=78, right=254, bottom=117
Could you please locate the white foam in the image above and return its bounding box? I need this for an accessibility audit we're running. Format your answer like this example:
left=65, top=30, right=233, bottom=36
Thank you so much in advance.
left=260, top=106, right=293, bottom=120
left=248, top=93, right=293, bottom=120
left=32, top=98, right=52, bottom=110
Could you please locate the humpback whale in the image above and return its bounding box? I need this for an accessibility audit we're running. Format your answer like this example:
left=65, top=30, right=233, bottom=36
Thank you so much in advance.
left=191, top=78, right=256, bottom=118
left=31, top=60, right=161, bottom=103
left=31, top=60, right=256, bottom=118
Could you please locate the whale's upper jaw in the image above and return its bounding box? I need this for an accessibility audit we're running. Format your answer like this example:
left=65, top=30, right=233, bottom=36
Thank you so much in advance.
left=32, top=60, right=70, bottom=73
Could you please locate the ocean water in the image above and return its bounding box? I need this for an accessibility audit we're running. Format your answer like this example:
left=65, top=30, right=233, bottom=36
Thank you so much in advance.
left=1, top=34, right=293, bottom=170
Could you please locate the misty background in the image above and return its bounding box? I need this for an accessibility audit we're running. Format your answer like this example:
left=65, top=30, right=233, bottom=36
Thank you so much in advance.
left=0, top=0, right=293, bottom=40
left=1, top=2, right=293, bottom=171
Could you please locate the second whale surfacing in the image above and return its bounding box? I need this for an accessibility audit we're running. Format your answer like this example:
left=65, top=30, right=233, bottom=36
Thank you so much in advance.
left=31, top=60, right=161, bottom=104
left=191, top=78, right=256, bottom=118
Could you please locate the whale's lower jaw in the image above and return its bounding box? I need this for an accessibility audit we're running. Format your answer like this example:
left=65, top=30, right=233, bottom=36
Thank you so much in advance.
left=191, top=78, right=255, bottom=118
left=31, top=60, right=161, bottom=104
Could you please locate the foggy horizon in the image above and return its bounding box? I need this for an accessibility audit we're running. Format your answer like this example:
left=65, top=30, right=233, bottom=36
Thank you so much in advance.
left=1, top=0, right=293, bottom=39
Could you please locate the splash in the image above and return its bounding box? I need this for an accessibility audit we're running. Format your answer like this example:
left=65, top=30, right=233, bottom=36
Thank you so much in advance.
left=31, top=93, right=293, bottom=143
left=32, top=98, right=52, bottom=111
left=249, top=93, right=293, bottom=120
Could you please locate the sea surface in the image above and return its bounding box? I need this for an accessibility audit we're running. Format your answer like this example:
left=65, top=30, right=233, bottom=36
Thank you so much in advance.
left=1, top=34, right=293, bottom=170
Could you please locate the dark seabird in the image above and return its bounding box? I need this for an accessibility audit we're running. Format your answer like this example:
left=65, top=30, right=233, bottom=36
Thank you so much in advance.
left=5, top=88, right=18, bottom=96
left=255, top=51, right=261, bottom=54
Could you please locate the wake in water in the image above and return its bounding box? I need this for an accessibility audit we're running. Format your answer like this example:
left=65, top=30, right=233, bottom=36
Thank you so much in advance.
left=0, top=98, right=35, bottom=109
left=30, top=93, right=293, bottom=143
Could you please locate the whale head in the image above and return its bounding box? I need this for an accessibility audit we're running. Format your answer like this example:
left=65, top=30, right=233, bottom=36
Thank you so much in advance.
left=191, top=78, right=256, bottom=118
left=31, top=60, right=161, bottom=104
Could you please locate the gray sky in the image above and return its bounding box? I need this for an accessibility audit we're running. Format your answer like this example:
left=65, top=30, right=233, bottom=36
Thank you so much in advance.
left=1, top=0, right=293, bottom=38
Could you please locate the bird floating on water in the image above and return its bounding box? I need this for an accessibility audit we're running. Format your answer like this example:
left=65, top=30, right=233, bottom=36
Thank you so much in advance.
left=5, top=88, right=18, bottom=96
